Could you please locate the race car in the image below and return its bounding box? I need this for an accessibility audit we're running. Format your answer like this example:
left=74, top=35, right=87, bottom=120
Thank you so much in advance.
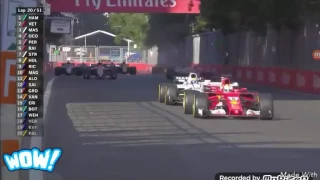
left=54, top=62, right=85, bottom=76
left=158, top=73, right=204, bottom=105
left=116, top=62, right=137, bottom=75
left=173, top=73, right=234, bottom=85
left=184, top=78, right=274, bottom=120
left=83, top=63, right=117, bottom=79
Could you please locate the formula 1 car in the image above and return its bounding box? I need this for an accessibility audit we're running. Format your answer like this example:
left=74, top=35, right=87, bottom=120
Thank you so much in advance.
left=184, top=79, right=274, bottom=120
left=159, top=72, right=241, bottom=105
left=54, top=63, right=85, bottom=76
left=83, top=63, right=117, bottom=79
left=116, top=62, right=137, bottom=75
left=158, top=73, right=206, bottom=105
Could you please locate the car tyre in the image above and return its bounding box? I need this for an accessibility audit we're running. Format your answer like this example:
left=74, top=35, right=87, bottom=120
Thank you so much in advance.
left=75, top=69, right=83, bottom=76
left=193, top=93, right=209, bottom=118
left=166, top=68, right=174, bottom=80
left=165, top=84, right=177, bottom=105
left=83, top=71, right=90, bottom=79
left=110, top=73, right=117, bottom=80
left=128, top=67, right=137, bottom=75
left=183, top=90, right=198, bottom=114
left=259, top=93, right=274, bottom=120
left=158, top=83, right=168, bottom=103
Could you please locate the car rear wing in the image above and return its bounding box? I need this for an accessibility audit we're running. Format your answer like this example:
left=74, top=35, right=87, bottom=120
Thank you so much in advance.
left=221, top=74, right=232, bottom=78
left=174, top=76, right=188, bottom=80
left=202, top=81, right=239, bottom=87
left=206, top=91, right=258, bottom=95
left=173, top=77, right=187, bottom=84
left=174, top=76, right=202, bottom=80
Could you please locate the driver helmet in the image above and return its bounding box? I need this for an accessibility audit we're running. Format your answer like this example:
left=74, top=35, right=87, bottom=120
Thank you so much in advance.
left=223, top=84, right=233, bottom=92
left=190, top=73, right=197, bottom=84
left=66, top=61, right=70, bottom=64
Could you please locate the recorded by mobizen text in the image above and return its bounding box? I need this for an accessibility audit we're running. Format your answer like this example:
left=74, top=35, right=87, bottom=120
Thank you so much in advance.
left=262, top=172, right=318, bottom=180
left=217, top=172, right=318, bottom=180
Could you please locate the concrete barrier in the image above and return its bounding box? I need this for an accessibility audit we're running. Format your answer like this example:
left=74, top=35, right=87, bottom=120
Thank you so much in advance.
left=0, top=52, right=20, bottom=180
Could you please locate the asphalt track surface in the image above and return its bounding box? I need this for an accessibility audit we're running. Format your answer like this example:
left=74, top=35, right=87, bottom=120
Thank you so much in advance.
left=40, top=74, right=320, bottom=180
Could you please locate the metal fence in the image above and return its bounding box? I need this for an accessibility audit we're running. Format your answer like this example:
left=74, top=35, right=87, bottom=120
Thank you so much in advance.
left=143, top=42, right=187, bottom=67
left=225, top=14, right=320, bottom=70
left=49, top=45, right=97, bottom=62
left=145, top=13, right=320, bottom=70
left=48, top=45, right=143, bottom=63
left=99, top=46, right=127, bottom=62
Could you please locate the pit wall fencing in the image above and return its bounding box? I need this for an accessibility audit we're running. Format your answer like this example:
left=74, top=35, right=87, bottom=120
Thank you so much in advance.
left=142, top=13, right=320, bottom=94
left=48, top=45, right=144, bottom=63
left=144, top=13, right=320, bottom=70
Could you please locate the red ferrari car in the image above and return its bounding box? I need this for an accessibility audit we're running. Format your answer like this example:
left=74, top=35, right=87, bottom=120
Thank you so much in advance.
left=184, top=78, right=274, bottom=120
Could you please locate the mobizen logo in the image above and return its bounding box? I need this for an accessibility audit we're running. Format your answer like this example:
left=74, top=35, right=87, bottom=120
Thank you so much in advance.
left=0, top=52, right=16, bottom=104
left=312, top=50, right=320, bottom=60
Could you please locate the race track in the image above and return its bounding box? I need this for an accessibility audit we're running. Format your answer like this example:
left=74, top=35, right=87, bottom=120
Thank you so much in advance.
left=42, top=74, right=320, bottom=180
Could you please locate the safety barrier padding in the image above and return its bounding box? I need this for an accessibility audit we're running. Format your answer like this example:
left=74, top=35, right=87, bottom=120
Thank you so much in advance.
left=195, top=64, right=320, bottom=94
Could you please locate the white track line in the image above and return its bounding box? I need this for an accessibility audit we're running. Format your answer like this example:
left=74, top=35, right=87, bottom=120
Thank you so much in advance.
left=29, top=77, right=56, bottom=180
